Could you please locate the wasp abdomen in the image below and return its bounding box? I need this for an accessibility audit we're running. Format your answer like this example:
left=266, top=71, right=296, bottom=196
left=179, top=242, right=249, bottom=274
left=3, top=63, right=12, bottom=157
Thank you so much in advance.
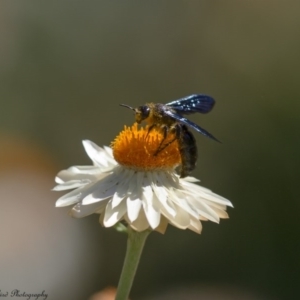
left=178, top=125, right=198, bottom=178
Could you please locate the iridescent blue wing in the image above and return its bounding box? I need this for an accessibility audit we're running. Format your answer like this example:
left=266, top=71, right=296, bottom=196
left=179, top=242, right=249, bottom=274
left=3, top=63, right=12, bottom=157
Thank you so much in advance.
left=164, top=109, right=220, bottom=142
left=166, top=94, right=215, bottom=115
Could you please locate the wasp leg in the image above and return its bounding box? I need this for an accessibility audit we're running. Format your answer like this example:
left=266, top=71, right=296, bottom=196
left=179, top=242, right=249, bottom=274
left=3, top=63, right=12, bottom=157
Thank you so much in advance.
left=154, top=125, right=179, bottom=156
left=145, top=124, right=156, bottom=140
left=153, top=126, right=169, bottom=156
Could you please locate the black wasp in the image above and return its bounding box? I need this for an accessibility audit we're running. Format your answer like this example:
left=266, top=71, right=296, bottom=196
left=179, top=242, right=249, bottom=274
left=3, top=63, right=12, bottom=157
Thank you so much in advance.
left=120, top=94, right=219, bottom=178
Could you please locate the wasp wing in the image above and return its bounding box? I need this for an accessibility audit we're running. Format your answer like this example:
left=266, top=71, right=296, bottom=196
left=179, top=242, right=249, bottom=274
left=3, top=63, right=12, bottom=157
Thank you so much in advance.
left=164, top=110, right=220, bottom=142
left=166, top=94, right=215, bottom=115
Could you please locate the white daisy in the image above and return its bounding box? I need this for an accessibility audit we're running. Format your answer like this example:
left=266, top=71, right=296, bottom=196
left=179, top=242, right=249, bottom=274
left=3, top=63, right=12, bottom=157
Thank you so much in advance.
left=54, top=124, right=232, bottom=234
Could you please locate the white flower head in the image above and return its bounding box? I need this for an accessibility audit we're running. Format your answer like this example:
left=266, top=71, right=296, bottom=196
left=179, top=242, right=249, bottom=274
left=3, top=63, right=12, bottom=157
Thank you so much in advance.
left=54, top=124, right=232, bottom=234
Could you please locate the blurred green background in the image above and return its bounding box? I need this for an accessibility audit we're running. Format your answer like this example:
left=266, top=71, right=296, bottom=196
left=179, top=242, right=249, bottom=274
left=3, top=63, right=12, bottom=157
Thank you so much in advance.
left=0, top=1, right=299, bottom=299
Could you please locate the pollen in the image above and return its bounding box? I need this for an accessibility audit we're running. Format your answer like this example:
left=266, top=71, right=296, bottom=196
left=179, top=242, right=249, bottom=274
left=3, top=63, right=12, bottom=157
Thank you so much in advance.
left=112, top=123, right=181, bottom=171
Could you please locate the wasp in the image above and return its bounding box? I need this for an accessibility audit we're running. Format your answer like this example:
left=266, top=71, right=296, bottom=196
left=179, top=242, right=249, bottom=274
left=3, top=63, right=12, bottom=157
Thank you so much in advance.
left=120, top=94, right=219, bottom=178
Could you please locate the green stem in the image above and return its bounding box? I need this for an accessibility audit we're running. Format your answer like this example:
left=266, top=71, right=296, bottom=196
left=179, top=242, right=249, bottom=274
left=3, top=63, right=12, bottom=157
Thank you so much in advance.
left=115, top=227, right=150, bottom=300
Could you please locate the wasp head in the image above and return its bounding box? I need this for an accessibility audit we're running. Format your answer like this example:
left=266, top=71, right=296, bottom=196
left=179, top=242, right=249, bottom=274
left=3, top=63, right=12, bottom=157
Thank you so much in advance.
left=135, top=105, right=150, bottom=123
left=120, top=104, right=150, bottom=124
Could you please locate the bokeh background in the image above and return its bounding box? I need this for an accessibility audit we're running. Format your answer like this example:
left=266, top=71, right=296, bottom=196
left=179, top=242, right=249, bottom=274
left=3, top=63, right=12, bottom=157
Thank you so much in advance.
left=0, top=1, right=299, bottom=299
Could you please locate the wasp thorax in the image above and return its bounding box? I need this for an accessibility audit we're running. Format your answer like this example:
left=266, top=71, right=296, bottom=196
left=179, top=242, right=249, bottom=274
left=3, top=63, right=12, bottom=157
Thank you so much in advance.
left=135, top=105, right=150, bottom=123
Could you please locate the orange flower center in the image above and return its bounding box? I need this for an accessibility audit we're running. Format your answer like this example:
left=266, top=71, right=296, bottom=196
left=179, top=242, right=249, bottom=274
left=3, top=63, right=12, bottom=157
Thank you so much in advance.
left=112, top=123, right=181, bottom=171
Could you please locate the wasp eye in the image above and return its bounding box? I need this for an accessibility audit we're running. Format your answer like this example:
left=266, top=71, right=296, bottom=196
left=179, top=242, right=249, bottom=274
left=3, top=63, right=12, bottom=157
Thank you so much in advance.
left=138, top=105, right=150, bottom=120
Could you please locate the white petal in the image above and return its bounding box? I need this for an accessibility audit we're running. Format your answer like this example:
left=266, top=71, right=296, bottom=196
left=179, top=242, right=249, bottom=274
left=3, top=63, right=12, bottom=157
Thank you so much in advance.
left=169, top=189, right=199, bottom=219
left=158, top=170, right=180, bottom=189
left=127, top=171, right=142, bottom=197
left=143, top=202, right=160, bottom=229
left=203, top=200, right=227, bottom=211
left=187, top=195, right=220, bottom=223
left=212, top=207, right=229, bottom=219
left=111, top=184, right=127, bottom=208
left=70, top=201, right=107, bottom=218
left=111, top=169, right=135, bottom=208
left=184, top=182, right=233, bottom=207
left=157, top=172, right=199, bottom=220
left=82, top=140, right=104, bottom=162
left=143, top=201, right=160, bottom=229
left=128, top=209, right=149, bottom=232
left=56, top=193, right=81, bottom=207
left=152, top=172, right=199, bottom=227
left=82, top=140, right=116, bottom=168
left=55, top=182, right=96, bottom=207
left=151, top=172, right=176, bottom=217
left=142, top=180, right=154, bottom=204
left=103, top=199, right=127, bottom=227
left=55, top=176, right=64, bottom=184
left=182, top=176, right=200, bottom=183
left=82, top=172, right=121, bottom=205
left=55, top=167, right=100, bottom=183
left=127, top=197, right=142, bottom=222
left=168, top=205, right=190, bottom=229
left=155, top=216, right=168, bottom=234
left=69, top=165, right=103, bottom=174
left=125, top=172, right=144, bottom=222
left=142, top=176, right=161, bottom=229
left=104, top=146, right=113, bottom=156
left=82, top=193, right=112, bottom=205
left=52, top=179, right=90, bottom=191
left=188, top=216, right=202, bottom=234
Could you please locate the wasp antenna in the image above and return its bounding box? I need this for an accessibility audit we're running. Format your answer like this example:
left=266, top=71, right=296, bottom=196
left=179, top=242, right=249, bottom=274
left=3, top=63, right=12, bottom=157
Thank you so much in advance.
left=120, top=104, right=135, bottom=111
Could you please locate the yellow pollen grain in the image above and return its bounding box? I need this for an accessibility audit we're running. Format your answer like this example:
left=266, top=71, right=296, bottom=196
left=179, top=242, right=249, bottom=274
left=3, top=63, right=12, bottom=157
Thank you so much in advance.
left=111, top=123, right=181, bottom=171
